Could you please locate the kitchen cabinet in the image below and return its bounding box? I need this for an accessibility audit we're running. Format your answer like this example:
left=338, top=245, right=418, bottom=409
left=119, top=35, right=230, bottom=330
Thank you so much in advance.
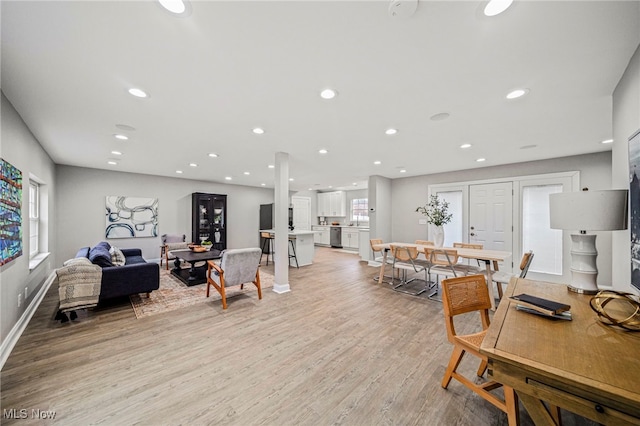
left=341, top=228, right=359, bottom=249
left=192, top=192, right=227, bottom=251
left=312, top=225, right=330, bottom=246
left=317, top=191, right=346, bottom=217
left=359, top=229, right=370, bottom=261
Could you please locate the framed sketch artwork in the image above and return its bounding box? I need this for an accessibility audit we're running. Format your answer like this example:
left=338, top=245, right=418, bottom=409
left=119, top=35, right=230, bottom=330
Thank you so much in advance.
left=105, top=196, right=158, bottom=239
left=629, top=129, right=640, bottom=292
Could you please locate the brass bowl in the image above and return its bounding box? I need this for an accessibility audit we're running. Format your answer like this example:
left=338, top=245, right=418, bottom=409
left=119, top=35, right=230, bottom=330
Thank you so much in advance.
left=190, top=245, right=207, bottom=253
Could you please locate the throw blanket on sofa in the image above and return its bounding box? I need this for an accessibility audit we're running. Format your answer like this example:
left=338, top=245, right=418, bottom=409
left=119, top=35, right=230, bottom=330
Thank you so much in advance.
left=57, top=258, right=102, bottom=312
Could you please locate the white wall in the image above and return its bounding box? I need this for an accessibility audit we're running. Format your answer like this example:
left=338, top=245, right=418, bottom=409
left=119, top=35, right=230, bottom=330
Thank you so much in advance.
left=1, top=93, right=57, bottom=345
left=613, top=44, right=640, bottom=293
left=368, top=175, right=392, bottom=242
left=55, top=166, right=275, bottom=265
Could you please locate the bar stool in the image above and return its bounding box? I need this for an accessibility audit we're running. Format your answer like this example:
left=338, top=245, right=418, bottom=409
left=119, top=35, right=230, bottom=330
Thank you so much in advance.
left=260, top=232, right=274, bottom=265
left=288, top=237, right=299, bottom=268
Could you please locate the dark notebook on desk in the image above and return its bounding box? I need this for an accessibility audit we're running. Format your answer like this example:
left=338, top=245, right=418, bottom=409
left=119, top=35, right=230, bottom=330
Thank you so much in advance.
left=510, top=293, right=571, bottom=316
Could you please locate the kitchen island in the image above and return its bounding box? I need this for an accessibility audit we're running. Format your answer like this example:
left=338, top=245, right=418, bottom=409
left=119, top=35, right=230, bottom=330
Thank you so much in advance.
left=259, top=229, right=316, bottom=266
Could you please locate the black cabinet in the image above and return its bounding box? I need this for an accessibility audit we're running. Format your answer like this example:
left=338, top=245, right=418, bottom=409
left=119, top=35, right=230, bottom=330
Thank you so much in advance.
left=192, top=193, right=227, bottom=251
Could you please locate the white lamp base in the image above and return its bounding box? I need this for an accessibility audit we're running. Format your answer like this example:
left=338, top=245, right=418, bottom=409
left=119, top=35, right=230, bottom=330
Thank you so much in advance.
left=568, top=233, right=599, bottom=295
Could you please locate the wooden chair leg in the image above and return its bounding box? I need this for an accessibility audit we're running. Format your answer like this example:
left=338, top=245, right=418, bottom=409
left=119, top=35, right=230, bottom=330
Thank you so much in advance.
left=496, top=281, right=504, bottom=299
left=442, top=345, right=465, bottom=388
left=255, top=271, right=262, bottom=300
left=477, top=358, right=488, bottom=377
left=220, top=284, right=227, bottom=309
left=503, top=385, right=520, bottom=426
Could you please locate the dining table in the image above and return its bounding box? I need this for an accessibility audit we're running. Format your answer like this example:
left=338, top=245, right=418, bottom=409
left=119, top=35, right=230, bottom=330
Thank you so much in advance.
left=371, top=242, right=512, bottom=309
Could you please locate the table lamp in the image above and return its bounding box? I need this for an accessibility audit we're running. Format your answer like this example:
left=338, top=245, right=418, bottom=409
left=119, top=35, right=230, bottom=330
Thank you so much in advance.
left=549, top=189, right=628, bottom=294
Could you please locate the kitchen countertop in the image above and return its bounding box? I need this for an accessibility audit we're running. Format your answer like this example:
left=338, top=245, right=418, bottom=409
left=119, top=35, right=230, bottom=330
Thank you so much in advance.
left=312, top=225, right=369, bottom=229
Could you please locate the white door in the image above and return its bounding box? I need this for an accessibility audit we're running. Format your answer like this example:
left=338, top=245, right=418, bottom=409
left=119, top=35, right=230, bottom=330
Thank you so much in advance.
left=469, top=182, right=513, bottom=270
left=292, top=196, right=311, bottom=230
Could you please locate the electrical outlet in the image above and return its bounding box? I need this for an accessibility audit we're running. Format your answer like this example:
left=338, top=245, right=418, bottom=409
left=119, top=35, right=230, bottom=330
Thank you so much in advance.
left=18, top=293, right=22, bottom=308
left=24, top=287, right=28, bottom=299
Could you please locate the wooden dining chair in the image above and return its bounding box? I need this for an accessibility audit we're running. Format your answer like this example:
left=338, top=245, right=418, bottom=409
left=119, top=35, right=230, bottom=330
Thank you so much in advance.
left=370, top=239, right=394, bottom=283
left=389, top=244, right=428, bottom=295
left=440, top=274, right=520, bottom=425
left=453, top=242, right=485, bottom=274
left=483, top=250, right=535, bottom=300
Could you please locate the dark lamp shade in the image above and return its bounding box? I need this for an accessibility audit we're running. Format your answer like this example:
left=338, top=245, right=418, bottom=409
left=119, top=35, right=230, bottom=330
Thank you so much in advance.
left=549, top=190, right=628, bottom=231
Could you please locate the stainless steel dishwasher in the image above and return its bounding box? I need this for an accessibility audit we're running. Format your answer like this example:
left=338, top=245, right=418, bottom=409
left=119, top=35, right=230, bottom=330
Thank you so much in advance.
left=330, top=226, right=342, bottom=248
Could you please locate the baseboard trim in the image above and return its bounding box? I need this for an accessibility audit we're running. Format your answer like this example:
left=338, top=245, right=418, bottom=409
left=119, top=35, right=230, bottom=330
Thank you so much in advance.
left=0, top=270, right=56, bottom=371
left=272, top=283, right=291, bottom=294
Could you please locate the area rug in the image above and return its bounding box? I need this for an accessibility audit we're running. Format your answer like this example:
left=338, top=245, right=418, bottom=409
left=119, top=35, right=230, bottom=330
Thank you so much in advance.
left=130, top=269, right=274, bottom=319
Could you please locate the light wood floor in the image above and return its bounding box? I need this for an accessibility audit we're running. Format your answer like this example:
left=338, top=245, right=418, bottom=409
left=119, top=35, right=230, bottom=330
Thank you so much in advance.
left=1, top=247, right=595, bottom=425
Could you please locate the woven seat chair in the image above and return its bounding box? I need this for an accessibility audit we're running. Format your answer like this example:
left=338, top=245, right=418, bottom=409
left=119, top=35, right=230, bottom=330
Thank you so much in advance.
left=161, top=233, right=189, bottom=270
left=440, top=274, right=519, bottom=425
left=389, top=244, right=428, bottom=296
left=452, top=242, right=485, bottom=274
left=369, top=239, right=394, bottom=283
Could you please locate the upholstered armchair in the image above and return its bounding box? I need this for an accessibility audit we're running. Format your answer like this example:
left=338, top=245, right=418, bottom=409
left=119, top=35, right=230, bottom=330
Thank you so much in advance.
left=206, top=248, right=262, bottom=309
left=161, top=233, right=189, bottom=270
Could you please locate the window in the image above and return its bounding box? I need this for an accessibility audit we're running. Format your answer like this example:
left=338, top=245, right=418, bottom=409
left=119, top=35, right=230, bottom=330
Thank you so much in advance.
left=522, top=184, right=563, bottom=274
left=351, top=198, right=369, bottom=223
left=29, top=181, right=40, bottom=257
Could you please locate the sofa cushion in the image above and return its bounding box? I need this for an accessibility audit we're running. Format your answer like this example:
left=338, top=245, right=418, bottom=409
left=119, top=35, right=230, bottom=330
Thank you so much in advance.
left=89, top=244, right=113, bottom=267
left=109, top=246, right=126, bottom=266
left=125, top=255, right=147, bottom=265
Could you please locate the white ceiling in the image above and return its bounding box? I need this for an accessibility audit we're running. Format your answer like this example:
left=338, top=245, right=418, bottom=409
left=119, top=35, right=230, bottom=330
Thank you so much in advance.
left=2, top=1, right=639, bottom=192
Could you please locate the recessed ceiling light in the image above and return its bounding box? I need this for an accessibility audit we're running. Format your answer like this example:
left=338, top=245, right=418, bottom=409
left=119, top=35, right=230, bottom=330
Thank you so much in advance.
left=176, top=170, right=183, bottom=174
left=374, top=161, right=382, bottom=165
left=111, top=151, right=122, bottom=156
left=289, top=178, right=294, bottom=181
left=159, top=0, right=186, bottom=14
left=352, top=183, right=358, bottom=186
left=318, top=149, right=328, bottom=154
left=484, top=0, right=514, bottom=16
left=114, top=134, right=128, bottom=140
left=476, top=158, right=486, bottom=162
left=328, top=186, right=333, bottom=189
left=252, top=127, right=265, bottom=135
left=244, top=171, right=250, bottom=175
left=208, top=153, right=219, bottom=158
left=308, top=188, right=313, bottom=191
left=399, top=169, right=407, bottom=173
left=128, top=88, right=148, bottom=98
left=601, top=139, right=613, bottom=144
left=506, top=88, right=529, bottom=99
left=107, top=161, right=118, bottom=165
left=268, top=164, right=275, bottom=169
left=460, top=143, right=472, bottom=149
left=261, top=183, right=266, bottom=186
left=225, top=176, right=232, bottom=180
left=320, top=88, right=337, bottom=100
left=385, top=128, right=398, bottom=135
left=430, top=112, right=450, bottom=121
left=189, top=163, right=198, bottom=167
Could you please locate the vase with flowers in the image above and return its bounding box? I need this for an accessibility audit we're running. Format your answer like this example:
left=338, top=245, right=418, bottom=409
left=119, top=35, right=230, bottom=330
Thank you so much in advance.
left=416, top=195, right=452, bottom=247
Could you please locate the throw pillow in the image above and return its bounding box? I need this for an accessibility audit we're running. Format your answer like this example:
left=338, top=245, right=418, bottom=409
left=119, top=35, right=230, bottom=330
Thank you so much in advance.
left=63, top=257, right=92, bottom=267
left=109, top=246, right=126, bottom=266
left=89, top=244, right=113, bottom=267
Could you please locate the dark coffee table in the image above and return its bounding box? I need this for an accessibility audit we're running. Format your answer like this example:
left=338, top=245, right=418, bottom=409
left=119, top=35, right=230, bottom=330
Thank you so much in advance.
left=170, top=248, right=222, bottom=286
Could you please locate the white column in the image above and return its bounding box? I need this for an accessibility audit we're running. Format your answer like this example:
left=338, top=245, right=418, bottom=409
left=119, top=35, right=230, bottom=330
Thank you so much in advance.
left=273, top=152, right=291, bottom=293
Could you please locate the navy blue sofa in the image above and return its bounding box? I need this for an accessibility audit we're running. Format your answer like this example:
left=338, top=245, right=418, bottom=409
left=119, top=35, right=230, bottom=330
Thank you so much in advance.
left=76, top=244, right=159, bottom=302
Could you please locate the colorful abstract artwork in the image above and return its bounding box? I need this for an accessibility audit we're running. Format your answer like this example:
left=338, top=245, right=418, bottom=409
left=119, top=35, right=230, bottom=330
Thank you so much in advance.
left=105, top=196, right=158, bottom=239
left=0, top=158, right=23, bottom=266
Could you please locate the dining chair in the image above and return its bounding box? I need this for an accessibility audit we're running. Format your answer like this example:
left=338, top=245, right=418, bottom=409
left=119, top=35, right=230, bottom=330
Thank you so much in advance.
left=369, top=239, right=394, bottom=283
left=423, top=247, right=466, bottom=301
left=260, top=232, right=275, bottom=265
left=413, top=240, right=434, bottom=268
left=389, top=244, right=428, bottom=296
left=440, top=274, right=520, bottom=425
left=452, top=242, right=485, bottom=273
left=483, top=250, right=534, bottom=300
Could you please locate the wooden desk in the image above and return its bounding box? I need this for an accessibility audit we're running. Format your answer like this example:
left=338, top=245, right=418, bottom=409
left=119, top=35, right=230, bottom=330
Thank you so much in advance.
left=481, top=277, right=640, bottom=425
left=372, top=242, right=511, bottom=308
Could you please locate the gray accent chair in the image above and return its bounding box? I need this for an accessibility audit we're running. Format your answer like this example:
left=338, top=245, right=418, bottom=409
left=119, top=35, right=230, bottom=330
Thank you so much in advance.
left=161, top=233, right=189, bottom=270
left=206, top=248, right=262, bottom=309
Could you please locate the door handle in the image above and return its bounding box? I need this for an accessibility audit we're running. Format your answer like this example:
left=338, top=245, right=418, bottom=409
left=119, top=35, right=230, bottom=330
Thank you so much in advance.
left=470, top=233, right=476, bottom=236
